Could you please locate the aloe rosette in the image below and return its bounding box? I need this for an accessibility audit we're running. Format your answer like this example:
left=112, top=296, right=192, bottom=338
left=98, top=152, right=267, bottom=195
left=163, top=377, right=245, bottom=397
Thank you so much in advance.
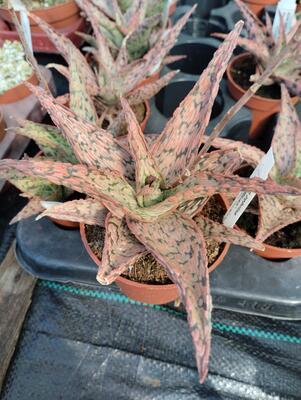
left=76, top=0, right=172, bottom=61
left=215, top=0, right=301, bottom=97
left=254, top=85, right=301, bottom=242
left=28, top=5, right=193, bottom=136
left=2, top=23, right=301, bottom=382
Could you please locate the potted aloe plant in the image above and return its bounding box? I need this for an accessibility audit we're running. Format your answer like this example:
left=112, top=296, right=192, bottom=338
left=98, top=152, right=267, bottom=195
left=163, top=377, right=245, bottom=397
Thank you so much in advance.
left=237, top=85, right=301, bottom=259
left=27, top=8, right=193, bottom=136
left=242, top=0, right=277, bottom=16
left=2, top=21, right=301, bottom=384
left=0, top=0, right=80, bottom=32
left=215, top=0, right=301, bottom=138
left=0, top=40, right=38, bottom=103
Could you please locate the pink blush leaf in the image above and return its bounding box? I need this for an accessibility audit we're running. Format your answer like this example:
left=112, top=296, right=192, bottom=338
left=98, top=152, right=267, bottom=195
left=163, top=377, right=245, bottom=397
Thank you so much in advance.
left=10, top=197, right=44, bottom=225
left=194, top=214, right=264, bottom=250
left=27, top=84, right=134, bottom=179
left=97, top=213, right=147, bottom=285
left=37, top=198, right=108, bottom=226
left=127, top=212, right=211, bottom=383
left=151, top=21, right=243, bottom=185
left=272, top=85, right=301, bottom=178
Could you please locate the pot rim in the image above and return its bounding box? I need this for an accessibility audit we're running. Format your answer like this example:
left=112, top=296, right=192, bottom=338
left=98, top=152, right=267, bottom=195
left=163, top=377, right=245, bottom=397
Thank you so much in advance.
left=0, top=0, right=76, bottom=13
left=0, top=71, right=38, bottom=104
left=80, top=194, right=231, bottom=287
left=255, top=241, right=301, bottom=257
left=226, top=52, right=298, bottom=105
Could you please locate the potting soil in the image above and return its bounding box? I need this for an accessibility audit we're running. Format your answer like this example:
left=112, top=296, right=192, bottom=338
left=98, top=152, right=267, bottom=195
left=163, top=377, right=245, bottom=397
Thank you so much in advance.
left=1, top=278, right=301, bottom=400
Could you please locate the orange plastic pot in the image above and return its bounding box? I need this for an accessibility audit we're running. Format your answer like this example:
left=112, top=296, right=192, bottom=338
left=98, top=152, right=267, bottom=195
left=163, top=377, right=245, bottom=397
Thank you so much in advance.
left=227, top=53, right=298, bottom=139
left=0, top=109, right=5, bottom=142
left=79, top=195, right=230, bottom=305
left=254, top=243, right=301, bottom=260
left=242, top=0, right=278, bottom=16
left=0, top=1, right=80, bottom=32
left=49, top=216, right=79, bottom=229
left=0, top=72, right=38, bottom=104
left=140, top=100, right=151, bottom=132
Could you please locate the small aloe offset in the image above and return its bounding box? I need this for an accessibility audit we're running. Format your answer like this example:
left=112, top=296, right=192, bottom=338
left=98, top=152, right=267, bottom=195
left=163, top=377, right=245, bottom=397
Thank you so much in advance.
left=77, top=0, right=170, bottom=61
left=2, top=24, right=301, bottom=382
left=255, top=85, right=301, bottom=241
left=215, top=0, right=301, bottom=96
left=28, top=6, right=193, bottom=136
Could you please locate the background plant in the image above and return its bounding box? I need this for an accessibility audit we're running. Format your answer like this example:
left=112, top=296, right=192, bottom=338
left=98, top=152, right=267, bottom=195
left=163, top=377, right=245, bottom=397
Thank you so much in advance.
left=29, top=6, right=192, bottom=136
left=215, top=0, right=301, bottom=97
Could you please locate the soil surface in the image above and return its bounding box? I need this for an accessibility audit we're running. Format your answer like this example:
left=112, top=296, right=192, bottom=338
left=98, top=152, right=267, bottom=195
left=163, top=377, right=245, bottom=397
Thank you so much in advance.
left=85, top=195, right=226, bottom=285
left=231, top=56, right=281, bottom=100
left=237, top=211, right=301, bottom=249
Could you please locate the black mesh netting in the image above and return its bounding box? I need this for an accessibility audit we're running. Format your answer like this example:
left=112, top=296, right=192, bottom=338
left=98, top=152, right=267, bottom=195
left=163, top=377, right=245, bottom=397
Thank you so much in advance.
left=1, top=280, right=301, bottom=400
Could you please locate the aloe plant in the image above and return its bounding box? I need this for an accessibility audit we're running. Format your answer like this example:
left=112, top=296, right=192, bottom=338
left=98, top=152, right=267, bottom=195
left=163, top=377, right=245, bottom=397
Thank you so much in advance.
left=214, top=0, right=301, bottom=97
left=254, top=85, right=301, bottom=242
left=28, top=6, right=192, bottom=136
left=76, top=0, right=171, bottom=61
left=2, top=23, right=301, bottom=382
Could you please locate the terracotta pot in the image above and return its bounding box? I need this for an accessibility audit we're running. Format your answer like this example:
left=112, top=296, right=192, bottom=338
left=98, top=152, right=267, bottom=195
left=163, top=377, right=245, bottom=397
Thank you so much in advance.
left=254, top=242, right=301, bottom=260
left=227, top=53, right=298, bottom=139
left=168, top=1, right=177, bottom=17
left=0, top=109, right=5, bottom=142
left=0, top=72, right=38, bottom=104
left=49, top=216, right=79, bottom=229
left=140, top=100, right=151, bottom=132
left=242, top=0, right=278, bottom=16
left=0, top=0, right=80, bottom=33
left=79, top=195, right=230, bottom=305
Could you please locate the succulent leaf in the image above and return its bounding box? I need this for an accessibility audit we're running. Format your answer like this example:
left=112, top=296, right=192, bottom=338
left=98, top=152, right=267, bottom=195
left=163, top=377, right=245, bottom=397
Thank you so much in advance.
left=10, top=197, right=44, bottom=225
left=151, top=21, right=243, bottom=185
left=97, top=213, right=146, bottom=284
left=15, top=121, right=77, bottom=163
left=126, top=212, right=211, bottom=384
left=37, top=198, right=108, bottom=226
left=195, top=214, right=264, bottom=250
left=27, top=84, right=134, bottom=179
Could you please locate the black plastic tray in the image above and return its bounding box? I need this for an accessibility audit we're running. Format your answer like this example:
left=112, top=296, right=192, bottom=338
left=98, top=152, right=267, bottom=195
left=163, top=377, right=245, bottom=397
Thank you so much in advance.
left=16, top=216, right=301, bottom=320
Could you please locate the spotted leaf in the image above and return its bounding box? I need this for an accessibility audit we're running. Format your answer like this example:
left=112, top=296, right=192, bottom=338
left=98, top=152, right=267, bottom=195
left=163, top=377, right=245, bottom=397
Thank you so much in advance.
left=97, top=213, right=146, bottom=284
left=127, top=212, right=211, bottom=383
left=151, top=21, right=243, bottom=185
left=10, top=197, right=44, bottom=225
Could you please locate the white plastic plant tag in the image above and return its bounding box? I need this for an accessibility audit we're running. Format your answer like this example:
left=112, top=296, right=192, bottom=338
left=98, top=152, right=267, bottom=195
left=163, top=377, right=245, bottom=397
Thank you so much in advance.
left=272, top=0, right=296, bottom=39
left=9, top=0, right=33, bottom=52
left=223, top=148, right=275, bottom=228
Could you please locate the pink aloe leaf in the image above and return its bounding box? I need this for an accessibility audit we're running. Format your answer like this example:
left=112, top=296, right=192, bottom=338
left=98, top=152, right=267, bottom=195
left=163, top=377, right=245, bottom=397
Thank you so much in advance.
left=121, top=98, right=162, bottom=192
left=76, top=0, right=115, bottom=73
left=162, top=54, right=187, bottom=65
left=27, top=84, right=134, bottom=179
left=256, top=194, right=301, bottom=241
left=151, top=21, right=243, bottom=185
left=37, top=198, right=108, bottom=226
left=15, top=120, right=76, bottom=163
left=194, top=214, right=264, bottom=250
left=127, top=70, right=178, bottom=105
left=68, top=48, right=98, bottom=124
left=46, top=63, right=70, bottom=80
left=195, top=148, right=244, bottom=175
left=97, top=213, right=147, bottom=285
left=271, top=85, right=301, bottom=179
left=0, top=159, right=138, bottom=212
left=29, top=12, right=99, bottom=96
left=121, top=6, right=196, bottom=93
left=10, top=197, right=44, bottom=225
left=127, top=212, right=211, bottom=383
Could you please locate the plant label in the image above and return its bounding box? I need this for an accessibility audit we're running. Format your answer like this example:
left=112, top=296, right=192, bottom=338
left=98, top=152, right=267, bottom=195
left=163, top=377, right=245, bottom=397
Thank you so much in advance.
left=272, top=0, right=296, bottom=39
left=223, top=148, right=275, bottom=228
left=9, top=0, right=33, bottom=53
